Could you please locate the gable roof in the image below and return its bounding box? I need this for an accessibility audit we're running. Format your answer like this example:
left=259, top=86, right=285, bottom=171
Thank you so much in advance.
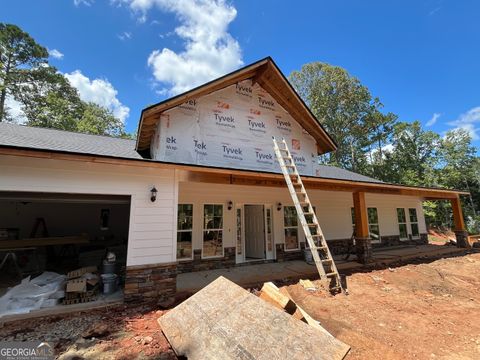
left=136, top=57, right=337, bottom=154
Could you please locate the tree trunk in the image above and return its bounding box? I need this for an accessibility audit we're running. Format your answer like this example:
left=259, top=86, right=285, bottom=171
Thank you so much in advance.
left=0, top=55, right=13, bottom=122
left=0, top=88, right=6, bottom=122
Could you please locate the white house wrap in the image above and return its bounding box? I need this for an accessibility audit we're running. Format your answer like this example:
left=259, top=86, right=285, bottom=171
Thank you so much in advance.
left=151, top=80, right=318, bottom=175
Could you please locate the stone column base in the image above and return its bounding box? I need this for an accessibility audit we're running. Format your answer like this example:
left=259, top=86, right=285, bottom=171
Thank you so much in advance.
left=124, top=262, right=177, bottom=305
left=454, top=230, right=471, bottom=248
left=355, top=237, right=372, bottom=264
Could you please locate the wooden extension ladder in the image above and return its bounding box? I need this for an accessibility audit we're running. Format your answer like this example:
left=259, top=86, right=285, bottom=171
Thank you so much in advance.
left=273, top=137, right=344, bottom=294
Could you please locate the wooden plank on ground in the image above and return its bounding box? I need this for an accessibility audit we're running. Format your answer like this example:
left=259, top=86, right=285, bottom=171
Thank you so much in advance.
left=259, top=282, right=297, bottom=314
left=158, top=276, right=350, bottom=360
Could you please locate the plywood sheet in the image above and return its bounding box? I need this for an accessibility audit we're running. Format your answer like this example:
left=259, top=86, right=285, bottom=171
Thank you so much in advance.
left=159, top=276, right=349, bottom=360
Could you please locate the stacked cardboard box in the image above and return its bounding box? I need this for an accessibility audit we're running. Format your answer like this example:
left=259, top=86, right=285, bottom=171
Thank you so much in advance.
left=63, top=266, right=99, bottom=305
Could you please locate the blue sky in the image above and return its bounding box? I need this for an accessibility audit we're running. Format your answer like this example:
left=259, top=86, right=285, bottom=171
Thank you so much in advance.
left=2, top=0, right=480, bottom=145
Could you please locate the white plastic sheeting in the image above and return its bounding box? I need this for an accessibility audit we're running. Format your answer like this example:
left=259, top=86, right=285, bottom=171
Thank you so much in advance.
left=0, top=272, right=66, bottom=318
left=151, top=80, right=318, bottom=176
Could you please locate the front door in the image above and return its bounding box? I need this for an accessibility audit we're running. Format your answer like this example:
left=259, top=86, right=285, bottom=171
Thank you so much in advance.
left=244, top=205, right=266, bottom=259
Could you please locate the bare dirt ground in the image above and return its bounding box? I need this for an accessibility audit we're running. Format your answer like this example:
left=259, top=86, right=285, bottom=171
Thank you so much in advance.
left=286, top=251, right=480, bottom=360
left=1, top=250, right=479, bottom=360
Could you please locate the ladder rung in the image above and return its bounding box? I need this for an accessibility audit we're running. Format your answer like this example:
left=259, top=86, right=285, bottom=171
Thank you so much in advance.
left=292, top=183, right=302, bottom=187
left=326, top=272, right=338, bottom=277
left=311, top=234, right=322, bottom=237
left=307, top=223, right=317, bottom=227
left=322, top=259, right=333, bottom=263
left=312, top=246, right=327, bottom=251
left=304, top=212, right=314, bottom=215
left=285, top=164, right=295, bottom=168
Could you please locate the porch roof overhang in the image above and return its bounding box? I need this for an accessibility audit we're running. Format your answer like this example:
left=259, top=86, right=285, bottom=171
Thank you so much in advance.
left=136, top=57, right=337, bottom=155
left=0, top=145, right=468, bottom=201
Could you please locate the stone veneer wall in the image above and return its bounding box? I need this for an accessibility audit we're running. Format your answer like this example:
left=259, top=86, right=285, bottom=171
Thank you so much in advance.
left=176, top=247, right=236, bottom=274
left=275, top=242, right=305, bottom=262
left=124, top=262, right=177, bottom=304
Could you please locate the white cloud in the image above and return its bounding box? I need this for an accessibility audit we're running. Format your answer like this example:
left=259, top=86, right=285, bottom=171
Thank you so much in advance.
left=64, top=70, right=130, bottom=123
left=74, top=0, right=94, bottom=6
left=426, top=112, right=441, bottom=127
left=118, top=31, right=132, bottom=41
left=116, top=0, right=243, bottom=95
left=447, top=106, right=480, bottom=140
left=48, top=48, right=64, bottom=60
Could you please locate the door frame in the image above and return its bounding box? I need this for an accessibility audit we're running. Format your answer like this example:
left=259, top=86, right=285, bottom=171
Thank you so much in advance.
left=235, top=203, right=275, bottom=264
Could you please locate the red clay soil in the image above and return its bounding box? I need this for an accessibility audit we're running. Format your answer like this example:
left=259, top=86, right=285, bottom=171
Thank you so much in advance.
left=285, top=251, right=480, bottom=360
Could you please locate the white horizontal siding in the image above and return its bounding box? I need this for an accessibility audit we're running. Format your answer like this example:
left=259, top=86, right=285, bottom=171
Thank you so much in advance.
left=0, top=155, right=178, bottom=267
left=179, top=182, right=428, bottom=253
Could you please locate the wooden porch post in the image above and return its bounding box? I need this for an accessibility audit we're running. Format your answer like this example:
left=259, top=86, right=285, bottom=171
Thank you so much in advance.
left=353, top=192, right=369, bottom=238
left=451, top=195, right=469, bottom=248
left=352, top=191, right=372, bottom=263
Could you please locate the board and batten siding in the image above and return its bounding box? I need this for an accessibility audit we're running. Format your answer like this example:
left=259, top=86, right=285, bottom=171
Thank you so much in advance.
left=0, top=155, right=178, bottom=266
left=178, top=182, right=427, bottom=253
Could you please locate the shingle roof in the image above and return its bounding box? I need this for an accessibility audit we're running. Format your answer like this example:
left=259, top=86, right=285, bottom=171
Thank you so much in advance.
left=0, top=122, right=382, bottom=184
left=313, top=165, right=383, bottom=183
left=0, top=122, right=142, bottom=159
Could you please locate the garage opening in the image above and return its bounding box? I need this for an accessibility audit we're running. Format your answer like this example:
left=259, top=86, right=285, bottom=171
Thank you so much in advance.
left=0, top=191, right=130, bottom=318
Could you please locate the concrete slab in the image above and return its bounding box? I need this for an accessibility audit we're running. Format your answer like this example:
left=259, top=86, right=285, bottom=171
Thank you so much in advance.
left=177, top=245, right=465, bottom=293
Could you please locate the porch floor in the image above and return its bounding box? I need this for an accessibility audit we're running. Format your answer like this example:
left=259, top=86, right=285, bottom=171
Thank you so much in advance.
left=177, top=244, right=466, bottom=293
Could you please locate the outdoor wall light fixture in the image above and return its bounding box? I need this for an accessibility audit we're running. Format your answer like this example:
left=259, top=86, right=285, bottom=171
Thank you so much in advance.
left=150, top=186, right=158, bottom=202
left=277, top=202, right=282, bottom=211
left=227, top=200, right=233, bottom=210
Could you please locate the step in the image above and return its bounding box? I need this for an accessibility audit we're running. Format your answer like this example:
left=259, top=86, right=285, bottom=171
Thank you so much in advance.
left=309, top=245, right=327, bottom=251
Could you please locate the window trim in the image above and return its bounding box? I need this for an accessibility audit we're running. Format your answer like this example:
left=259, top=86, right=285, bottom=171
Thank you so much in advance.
left=409, top=208, right=420, bottom=239
left=283, top=205, right=300, bottom=251
left=396, top=208, right=409, bottom=241
left=201, top=203, right=225, bottom=259
left=367, top=207, right=381, bottom=244
left=176, top=203, right=194, bottom=261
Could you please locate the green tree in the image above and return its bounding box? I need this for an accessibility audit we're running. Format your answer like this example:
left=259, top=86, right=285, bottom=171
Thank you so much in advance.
left=289, top=62, right=382, bottom=172
left=381, top=121, right=441, bottom=187
left=77, top=102, right=126, bottom=137
left=0, top=23, right=49, bottom=121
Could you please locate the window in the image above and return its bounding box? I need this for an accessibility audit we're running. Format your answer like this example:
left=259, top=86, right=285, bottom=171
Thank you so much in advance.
left=396, top=208, right=408, bottom=240
left=367, top=207, right=380, bottom=242
left=236, top=208, right=242, bottom=255
left=284, top=206, right=299, bottom=250
left=203, top=204, right=223, bottom=257
left=177, top=204, right=193, bottom=260
left=409, top=208, right=419, bottom=238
